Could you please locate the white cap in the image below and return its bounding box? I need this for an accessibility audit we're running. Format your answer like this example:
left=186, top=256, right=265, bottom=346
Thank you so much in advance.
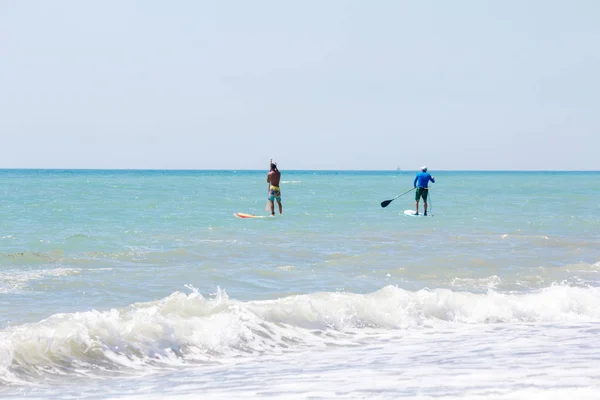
left=421, top=166, right=427, bottom=171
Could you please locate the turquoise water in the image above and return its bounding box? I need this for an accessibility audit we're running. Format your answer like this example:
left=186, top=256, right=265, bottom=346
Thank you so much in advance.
left=1, top=170, right=600, bottom=399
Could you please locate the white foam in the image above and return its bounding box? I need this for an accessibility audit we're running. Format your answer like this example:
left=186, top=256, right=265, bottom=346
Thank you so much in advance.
left=0, top=268, right=81, bottom=294
left=450, top=275, right=501, bottom=290
left=276, top=265, right=296, bottom=271
left=2, top=285, right=600, bottom=383
left=10, top=323, right=600, bottom=399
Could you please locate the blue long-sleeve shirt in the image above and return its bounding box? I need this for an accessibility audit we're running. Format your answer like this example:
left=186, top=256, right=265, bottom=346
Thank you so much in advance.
left=414, top=172, right=435, bottom=188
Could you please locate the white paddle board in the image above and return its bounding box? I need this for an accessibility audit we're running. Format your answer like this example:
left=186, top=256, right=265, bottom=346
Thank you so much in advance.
left=403, top=210, right=426, bottom=217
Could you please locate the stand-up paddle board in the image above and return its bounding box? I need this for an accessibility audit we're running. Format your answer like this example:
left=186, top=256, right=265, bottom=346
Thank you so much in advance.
left=234, top=212, right=280, bottom=219
left=403, top=210, right=426, bottom=217
left=234, top=212, right=267, bottom=219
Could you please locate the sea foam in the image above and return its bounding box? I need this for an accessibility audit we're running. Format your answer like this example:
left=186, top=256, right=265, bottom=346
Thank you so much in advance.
left=1, top=284, right=600, bottom=383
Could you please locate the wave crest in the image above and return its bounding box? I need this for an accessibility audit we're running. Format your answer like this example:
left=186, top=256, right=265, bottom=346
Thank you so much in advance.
left=2, top=285, right=599, bottom=382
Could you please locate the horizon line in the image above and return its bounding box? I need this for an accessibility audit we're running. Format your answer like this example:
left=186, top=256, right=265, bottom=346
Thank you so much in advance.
left=1, top=168, right=598, bottom=172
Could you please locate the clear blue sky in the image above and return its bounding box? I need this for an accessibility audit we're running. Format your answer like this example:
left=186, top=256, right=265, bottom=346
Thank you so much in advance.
left=1, top=0, right=598, bottom=170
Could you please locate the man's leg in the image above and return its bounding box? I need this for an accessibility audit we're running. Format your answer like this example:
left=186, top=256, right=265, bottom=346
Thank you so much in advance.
left=277, top=199, right=282, bottom=215
left=415, top=189, right=421, bottom=214
left=424, top=201, right=428, bottom=215
left=270, top=200, right=275, bottom=215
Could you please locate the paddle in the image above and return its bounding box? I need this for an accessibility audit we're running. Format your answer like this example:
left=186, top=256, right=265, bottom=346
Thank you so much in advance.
left=265, top=158, right=272, bottom=212
left=380, top=187, right=416, bottom=208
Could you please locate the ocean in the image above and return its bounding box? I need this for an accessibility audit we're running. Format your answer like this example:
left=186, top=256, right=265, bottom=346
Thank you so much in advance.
left=1, top=169, right=599, bottom=399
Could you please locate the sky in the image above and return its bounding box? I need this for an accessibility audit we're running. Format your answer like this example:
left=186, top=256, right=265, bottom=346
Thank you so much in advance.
left=1, top=0, right=599, bottom=170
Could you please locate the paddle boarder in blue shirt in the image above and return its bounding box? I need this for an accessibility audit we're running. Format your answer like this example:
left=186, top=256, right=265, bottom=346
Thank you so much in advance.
left=413, top=166, right=435, bottom=216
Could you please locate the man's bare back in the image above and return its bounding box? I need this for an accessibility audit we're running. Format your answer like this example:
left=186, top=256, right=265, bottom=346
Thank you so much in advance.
left=267, top=170, right=280, bottom=187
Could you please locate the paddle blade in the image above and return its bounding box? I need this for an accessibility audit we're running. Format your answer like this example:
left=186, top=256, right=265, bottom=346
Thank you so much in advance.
left=380, top=199, right=393, bottom=208
left=265, top=200, right=271, bottom=212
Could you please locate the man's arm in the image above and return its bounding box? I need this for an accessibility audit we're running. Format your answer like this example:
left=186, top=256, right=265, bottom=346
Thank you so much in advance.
left=267, top=158, right=272, bottom=183
left=413, top=175, right=418, bottom=187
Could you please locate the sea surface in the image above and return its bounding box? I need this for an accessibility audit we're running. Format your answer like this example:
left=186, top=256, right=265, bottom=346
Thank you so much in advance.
left=1, top=169, right=599, bottom=399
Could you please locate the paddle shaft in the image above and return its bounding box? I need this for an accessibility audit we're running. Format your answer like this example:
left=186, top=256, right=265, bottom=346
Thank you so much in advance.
left=381, top=187, right=415, bottom=208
